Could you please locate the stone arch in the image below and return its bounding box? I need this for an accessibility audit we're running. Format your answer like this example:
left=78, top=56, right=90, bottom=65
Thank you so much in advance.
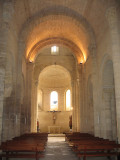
left=38, top=64, right=71, bottom=83
left=19, top=5, right=95, bottom=42
left=33, top=39, right=80, bottom=63
left=102, top=59, right=117, bottom=140
left=31, top=64, right=72, bottom=132
left=18, top=5, right=96, bottom=64
left=34, top=61, right=73, bottom=85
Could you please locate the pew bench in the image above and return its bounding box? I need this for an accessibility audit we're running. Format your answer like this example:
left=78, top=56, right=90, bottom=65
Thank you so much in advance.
left=69, top=139, right=116, bottom=148
left=0, top=145, right=45, bottom=160
left=76, top=144, right=120, bottom=160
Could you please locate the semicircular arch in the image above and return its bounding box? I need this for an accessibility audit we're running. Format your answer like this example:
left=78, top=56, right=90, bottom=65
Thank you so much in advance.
left=18, top=5, right=96, bottom=64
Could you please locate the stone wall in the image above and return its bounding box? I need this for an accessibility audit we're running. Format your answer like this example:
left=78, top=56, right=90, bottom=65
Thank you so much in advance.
left=0, top=0, right=120, bottom=144
left=38, top=111, right=72, bottom=133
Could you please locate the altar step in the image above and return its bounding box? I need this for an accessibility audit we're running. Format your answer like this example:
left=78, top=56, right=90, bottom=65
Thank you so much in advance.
left=48, top=134, right=65, bottom=137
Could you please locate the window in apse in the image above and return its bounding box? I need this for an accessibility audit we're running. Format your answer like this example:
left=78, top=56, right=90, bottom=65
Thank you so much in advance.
left=50, top=91, right=58, bottom=111
left=66, top=89, right=71, bottom=111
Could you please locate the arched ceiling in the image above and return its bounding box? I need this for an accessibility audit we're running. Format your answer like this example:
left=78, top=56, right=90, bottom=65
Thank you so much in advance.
left=38, top=65, right=71, bottom=88
left=26, top=15, right=90, bottom=63
left=13, top=0, right=118, bottom=63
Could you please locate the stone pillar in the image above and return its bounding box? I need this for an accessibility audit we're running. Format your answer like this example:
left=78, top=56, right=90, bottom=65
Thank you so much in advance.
left=88, top=44, right=100, bottom=136
left=76, top=78, right=80, bottom=131
left=103, top=88, right=112, bottom=140
left=27, top=62, right=34, bottom=132
left=80, top=63, right=86, bottom=132
left=110, top=91, right=117, bottom=140
left=31, top=80, right=38, bottom=132
left=106, top=7, right=120, bottom=143
left=75, top=63, right=83, bottom=132
left=0, top=69, right=5, bottom=143
left=71, top=79, right=77, bottom=131
left=79, top=64, right=85, bottom=132
left=0, top=1, right=14, bottom=142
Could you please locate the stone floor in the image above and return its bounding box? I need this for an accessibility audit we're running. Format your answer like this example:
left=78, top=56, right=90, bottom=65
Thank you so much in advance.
left=42, top=136, right=109, bottom=160
left=6, top=135, right=117, bottom=160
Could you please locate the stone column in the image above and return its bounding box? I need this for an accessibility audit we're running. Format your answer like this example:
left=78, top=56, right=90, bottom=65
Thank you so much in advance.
left=31, top=80, right=38, bottom=132
left=76, top=63, right=83, bottom=132
left=0, top=69, right=5, bottom=143
left=76, top=78, right=80, bottom=131
left=88, top=44, right=100, bottom=136
left=78, top=64, right=83, bottom=132
left=110, top=91, right=117, bottom=140
left=27, top=62, right=34, bottom=132
left=0, top=1, right=14, bottom=142
left=103, top=88, right=112, bottom=140
left=71, top=79, right=77, bottom=131
left=106, top=7, right=120, bottom=143
left=80, top=63, right=86, bottom=132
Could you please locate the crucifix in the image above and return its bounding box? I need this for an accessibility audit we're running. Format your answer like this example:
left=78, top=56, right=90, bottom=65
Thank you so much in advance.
left=53, top=111, right=56, bottom=124
left=48, top=110, right=61, bottom=124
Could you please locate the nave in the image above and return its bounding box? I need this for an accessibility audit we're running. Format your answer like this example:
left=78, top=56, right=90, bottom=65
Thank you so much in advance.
left=0, top=133, right=118, bottom=160
left=38, top=136, right=115, bottom=160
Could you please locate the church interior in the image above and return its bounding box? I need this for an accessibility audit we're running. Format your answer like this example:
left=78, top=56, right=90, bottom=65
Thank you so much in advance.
left=0, top=0, right=120, bottom=159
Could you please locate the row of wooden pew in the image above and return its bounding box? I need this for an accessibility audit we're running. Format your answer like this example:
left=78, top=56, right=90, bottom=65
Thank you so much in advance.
left=0, top=132, right=48, bottom=160
left=65, top=132, right=120, bottom=160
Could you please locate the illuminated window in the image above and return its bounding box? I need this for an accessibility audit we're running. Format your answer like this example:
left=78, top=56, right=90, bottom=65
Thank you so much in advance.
left=50, top=91, right=58, bottom=111
left=51, top=46, right=59, bottom=55
left=66, top=89, right=71, bottom=111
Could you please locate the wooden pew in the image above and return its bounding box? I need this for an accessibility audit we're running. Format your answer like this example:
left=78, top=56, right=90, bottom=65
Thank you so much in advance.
left=0, top=132, right=48, bottom=160
left=0, top=145, right=45, bottom=160
left=65, top=132, right=120, bottom=160
left=65, top=132, right=94, bottom=141
left=77, top=144, right=120, bottom=160
left=69, top=139, right=116, bottom=147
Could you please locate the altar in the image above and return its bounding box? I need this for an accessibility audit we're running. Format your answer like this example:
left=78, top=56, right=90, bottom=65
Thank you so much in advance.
left=48, top=126, right=61, bottom=134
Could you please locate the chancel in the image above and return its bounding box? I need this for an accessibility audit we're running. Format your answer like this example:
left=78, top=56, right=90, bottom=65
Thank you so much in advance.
left=47, top=110, right=61, bottom=125
left=0, top=0, right=120, bottom=154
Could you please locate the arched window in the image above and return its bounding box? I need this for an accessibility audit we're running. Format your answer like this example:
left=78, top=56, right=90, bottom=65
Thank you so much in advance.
left=50, top=91, right=58, bottom=111
left=66, top=89, right=71, bottom=111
